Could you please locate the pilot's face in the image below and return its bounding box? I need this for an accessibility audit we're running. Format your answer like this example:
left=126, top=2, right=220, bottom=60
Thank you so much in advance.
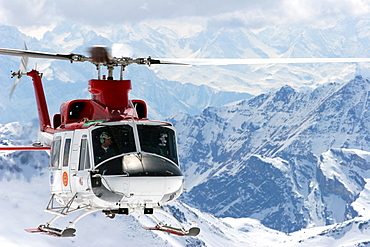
left=103, top=137, right=112, bottom=146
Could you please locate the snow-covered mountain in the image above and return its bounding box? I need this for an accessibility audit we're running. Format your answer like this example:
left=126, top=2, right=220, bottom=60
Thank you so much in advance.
left=171, top=76, right=370, bottom=234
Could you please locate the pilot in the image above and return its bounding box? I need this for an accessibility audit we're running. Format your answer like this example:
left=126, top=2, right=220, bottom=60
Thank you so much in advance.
left=94, top=132, right=116, bottom=163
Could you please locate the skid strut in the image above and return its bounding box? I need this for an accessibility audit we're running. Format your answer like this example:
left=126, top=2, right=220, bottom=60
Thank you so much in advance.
left=25, top=194, right=100, bottom=237
left=26, top=209, right=101, bottom=237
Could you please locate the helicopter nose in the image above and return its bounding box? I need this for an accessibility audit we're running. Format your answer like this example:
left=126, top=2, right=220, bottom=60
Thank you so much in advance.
left=123, top=153, right=182, bottom=176
left=93, top=153, right=184, bottom=205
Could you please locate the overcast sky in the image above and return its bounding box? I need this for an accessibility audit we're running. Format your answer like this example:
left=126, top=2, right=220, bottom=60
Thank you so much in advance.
left=0, top=0, right=369, bottom=39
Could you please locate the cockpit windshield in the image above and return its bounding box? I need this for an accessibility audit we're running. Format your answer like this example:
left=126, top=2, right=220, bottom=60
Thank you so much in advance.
left=92, top=123, right=178, bottom=166
left=137, top=125, right=178, bottom=164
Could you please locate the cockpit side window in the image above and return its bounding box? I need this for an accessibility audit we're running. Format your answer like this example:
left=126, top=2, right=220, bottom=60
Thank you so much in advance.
left=85, top=144, right=91, bottom=169
left=137, top=125, right=178, bottom=164
left=50, top=137, right=62, bottom=169
left=79, top=135, right=91, bottom=170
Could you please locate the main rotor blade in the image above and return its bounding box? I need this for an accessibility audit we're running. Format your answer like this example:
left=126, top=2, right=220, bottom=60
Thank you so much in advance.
left=0, top=48, right=86, bottom=61
left=146, top=57, right=188, bottom=65
left=157, top=57, right=370, bottom=66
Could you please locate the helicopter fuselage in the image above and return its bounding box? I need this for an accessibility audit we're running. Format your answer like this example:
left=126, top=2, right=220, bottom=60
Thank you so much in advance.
left=48, top=120, right=183, bottom=215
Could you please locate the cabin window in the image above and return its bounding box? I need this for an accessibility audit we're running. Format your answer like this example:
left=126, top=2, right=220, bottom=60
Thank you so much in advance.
left=79, top=136, right=91, bottom=170
left=63, top=138, right=71, bottom=167
left=50, top=137, right=62, bottom=169
left=69, top=102, right=85, bottom=120
left=137, top=125, right=178, bottom=164
left=92, top=125, right=135, bottom=165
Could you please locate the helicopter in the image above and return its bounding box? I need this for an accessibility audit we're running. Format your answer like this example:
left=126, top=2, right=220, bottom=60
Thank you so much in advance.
left=0, top=46, right=199, bottom=237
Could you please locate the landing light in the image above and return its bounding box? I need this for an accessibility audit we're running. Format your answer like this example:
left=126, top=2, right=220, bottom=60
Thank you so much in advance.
left=144, top=208, right=154, bottom=214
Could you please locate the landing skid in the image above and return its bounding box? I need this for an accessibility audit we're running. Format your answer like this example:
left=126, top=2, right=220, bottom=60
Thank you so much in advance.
left=25, top=193, right=100, bottom=237
left=143, top=224, right=200, bottom=236
left=25, top=226, right=76, bottom=237
left=142, top=208, right=200, bottom=237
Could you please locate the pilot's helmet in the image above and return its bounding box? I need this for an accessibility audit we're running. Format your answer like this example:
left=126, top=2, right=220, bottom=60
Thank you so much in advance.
left=100, top=132, right=111, bottom=143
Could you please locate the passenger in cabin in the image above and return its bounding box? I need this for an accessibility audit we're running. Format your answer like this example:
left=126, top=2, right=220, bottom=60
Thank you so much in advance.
left=94, top=132, right=116, bottom=163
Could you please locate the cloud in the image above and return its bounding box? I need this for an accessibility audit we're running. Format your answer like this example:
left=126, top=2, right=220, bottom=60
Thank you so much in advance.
left=0, top=0, right=369, bottom=30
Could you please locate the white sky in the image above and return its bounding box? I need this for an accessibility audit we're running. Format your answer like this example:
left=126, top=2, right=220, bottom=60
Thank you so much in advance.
left=0, top=0, right=369, bottom=33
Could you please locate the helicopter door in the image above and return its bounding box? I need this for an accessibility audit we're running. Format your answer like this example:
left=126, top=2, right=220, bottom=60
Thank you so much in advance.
left=75, top=134, right=92, bottom=193
left=61, top=131, right=74, bottom=193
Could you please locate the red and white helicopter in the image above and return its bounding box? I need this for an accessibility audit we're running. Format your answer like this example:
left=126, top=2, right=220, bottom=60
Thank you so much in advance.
left=0, top=46, right=199, bottom=237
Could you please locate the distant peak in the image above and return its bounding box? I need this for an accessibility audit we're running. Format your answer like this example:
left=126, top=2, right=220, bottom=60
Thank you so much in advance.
left=279, top=85, right=295, bottom=92
left=273, top=85, right=296, bottom=103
